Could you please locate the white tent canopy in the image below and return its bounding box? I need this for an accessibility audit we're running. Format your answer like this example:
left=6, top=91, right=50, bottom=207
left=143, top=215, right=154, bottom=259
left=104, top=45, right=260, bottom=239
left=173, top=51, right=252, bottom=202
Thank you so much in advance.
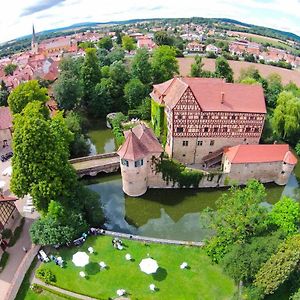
left=139, top=258, right=159, bottom=274
left=72, top=252, right=89, bottom=267
left=0, top=180, right=5, bottom=189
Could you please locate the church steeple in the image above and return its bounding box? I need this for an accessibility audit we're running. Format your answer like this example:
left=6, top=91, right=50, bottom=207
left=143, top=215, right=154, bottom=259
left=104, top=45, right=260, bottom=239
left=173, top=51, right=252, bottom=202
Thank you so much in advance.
left=32, top=24, right=36, bottom=44
left=31, top=24, right=38, bottom=54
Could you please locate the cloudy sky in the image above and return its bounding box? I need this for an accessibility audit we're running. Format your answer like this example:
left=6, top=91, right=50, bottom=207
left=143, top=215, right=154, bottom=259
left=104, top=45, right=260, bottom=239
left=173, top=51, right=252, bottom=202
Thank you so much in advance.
left=0, top=0, right=299, bottom=43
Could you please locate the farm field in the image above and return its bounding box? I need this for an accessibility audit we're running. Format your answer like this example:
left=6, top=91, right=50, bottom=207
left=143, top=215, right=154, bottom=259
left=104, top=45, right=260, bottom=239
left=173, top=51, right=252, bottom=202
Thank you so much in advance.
left=178, top=57, right=300, bottom=85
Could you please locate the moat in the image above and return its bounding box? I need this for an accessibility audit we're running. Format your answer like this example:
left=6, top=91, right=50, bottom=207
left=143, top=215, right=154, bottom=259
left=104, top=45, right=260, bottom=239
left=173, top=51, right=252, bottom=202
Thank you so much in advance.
left=86, top=122, right=300, bottom=242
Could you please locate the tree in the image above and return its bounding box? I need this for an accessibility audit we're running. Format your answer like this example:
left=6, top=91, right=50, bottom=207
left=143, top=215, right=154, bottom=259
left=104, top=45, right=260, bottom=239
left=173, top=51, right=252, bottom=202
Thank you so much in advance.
left=30, top=212, right=88, bottom=246
left=154, top=31, right=173, bottom=46
left=267, top=196, right=300, bottom=236
left=284, top=82, right=300, bottom=97
left=124, top=78, right=148, bottom=109
left=78, top=41, right=95, bottom=49
left=65, top=112, right=90, bottom=158
left=107, top=47, right=125, bottom=64
left=190, top=55, right=204, bottom=77
left=266, top=73, right=283, bottom=108
left=254, top=235, right=300, bottom=296
left=53, top=72, right=82, bottom=110
left=4, top=63, right=17, bottom=76
left=97, top=48, right=110, bottom=67
left=240, top=77, right=259, bottom=85
left=206, top=180, right=268, bottom=262
left=222, top=233, right=282, bottom=284
left=122, top=35, right=135, bottom=52
left=238, top=66, right=262, bottom=82
left=10, top=102, right=78, bottom=213
left=8, top=80, right=49, bottom=114
left=272, top=91, right=300, bottom=143
left=81, top=48, right=101, bottom=108
left=151, top=46, right=179, bottom=84
left=131, top=48, right=152, bottom=85
left=97, top=36, right=113, bottom=51
left=0, top=80, right=9, bottom=106
left=215, top=57, right=234, bottom=82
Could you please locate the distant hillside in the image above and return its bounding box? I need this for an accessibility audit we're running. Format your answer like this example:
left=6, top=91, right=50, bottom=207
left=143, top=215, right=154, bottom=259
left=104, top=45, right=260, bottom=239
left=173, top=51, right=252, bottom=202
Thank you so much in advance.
left=14, top=17, right=300, bottom=43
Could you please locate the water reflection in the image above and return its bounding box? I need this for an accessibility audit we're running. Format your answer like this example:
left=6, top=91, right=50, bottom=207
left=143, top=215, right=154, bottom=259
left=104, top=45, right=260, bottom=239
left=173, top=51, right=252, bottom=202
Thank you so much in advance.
left=85, top=171, right=298, bottom=241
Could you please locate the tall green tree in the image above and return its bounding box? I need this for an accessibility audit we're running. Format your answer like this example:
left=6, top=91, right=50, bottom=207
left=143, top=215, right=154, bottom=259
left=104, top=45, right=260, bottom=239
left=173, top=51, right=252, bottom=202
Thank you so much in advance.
left=266, top=73, right=283, bottom=108
left=10, top=101, right=77, bottom=213
left=122, top=35, right=135, bottom=52
left=8, top=80, right=49, bottom=114
left=190, top=55, right=204, bottom=77
left=4, top=63, right=17, bottom=76
left=53, top=72, right=82, bottom=110
left=272, top=91, right=300, bottom=143
left=97, top=36, right=113, bottom=50
left=81, top=48, right=101, bottom=108
left=206, top=180, right=268, bottom=262
left=215, top=56, right=234, bottom=83
left=0, top=80, right=9, bottom=106
left=154, top=31, right=173, bottom=46
left=151, top=45, right=179, bottom=84
left=124, top=78, right=148, bottom=109
left=254, top=235, right=300, bottom=296
left=131, top=48, right=152, bottom=85
left=267, top=196, right=300, bottom=236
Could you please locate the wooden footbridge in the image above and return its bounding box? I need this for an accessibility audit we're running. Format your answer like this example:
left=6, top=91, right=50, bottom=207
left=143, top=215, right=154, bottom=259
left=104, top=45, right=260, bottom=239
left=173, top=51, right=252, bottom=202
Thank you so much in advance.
left=70, top=152, right=120, bottom=177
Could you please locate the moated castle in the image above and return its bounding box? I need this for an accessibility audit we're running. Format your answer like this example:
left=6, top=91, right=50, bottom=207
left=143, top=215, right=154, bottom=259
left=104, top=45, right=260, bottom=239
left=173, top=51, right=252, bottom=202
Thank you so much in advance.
left=117, top=77, right=297, bottom=197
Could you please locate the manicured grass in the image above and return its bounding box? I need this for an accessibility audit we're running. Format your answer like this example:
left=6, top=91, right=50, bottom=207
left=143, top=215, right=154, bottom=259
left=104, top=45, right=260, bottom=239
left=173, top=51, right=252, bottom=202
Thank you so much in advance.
left=36, top=236, right=236, bottom=300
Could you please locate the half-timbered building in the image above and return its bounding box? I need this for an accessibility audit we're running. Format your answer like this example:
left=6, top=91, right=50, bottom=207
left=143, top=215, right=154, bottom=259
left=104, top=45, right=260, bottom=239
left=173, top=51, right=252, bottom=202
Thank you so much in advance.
left=150, top=77, right=266, bottom=166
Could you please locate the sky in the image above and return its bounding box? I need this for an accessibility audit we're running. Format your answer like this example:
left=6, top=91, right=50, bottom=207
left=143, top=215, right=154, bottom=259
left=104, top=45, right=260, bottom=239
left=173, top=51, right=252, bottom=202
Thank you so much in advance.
left=0, top=0, right=299, bottom=43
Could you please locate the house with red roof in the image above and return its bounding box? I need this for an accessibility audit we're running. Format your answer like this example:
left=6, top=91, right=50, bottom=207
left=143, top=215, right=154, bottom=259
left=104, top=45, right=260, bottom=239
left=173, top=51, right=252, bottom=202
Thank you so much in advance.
left=0, top=106, right=13, bottom=148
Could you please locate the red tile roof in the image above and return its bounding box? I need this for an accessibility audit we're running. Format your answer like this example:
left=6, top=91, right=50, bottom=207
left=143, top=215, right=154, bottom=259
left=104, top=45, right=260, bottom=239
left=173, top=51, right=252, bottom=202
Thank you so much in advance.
left=224, top=144, right=297, bottom=164
left=151, top=77, right=266, bottom=113
left=119, top=123, right=162, bottom=160
left=0, top=194, right=18, bottom=202
left=0, top=106, right=13, bottom=130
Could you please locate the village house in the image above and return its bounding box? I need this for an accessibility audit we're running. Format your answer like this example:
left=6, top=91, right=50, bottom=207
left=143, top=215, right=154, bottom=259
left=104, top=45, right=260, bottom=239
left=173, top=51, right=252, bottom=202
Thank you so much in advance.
left=186, top=41, right=205, bottom=53
left=0, top=106, right=13, bottom=149
left=205, top=44, right=220, bottom=54
left=229, top=40, right=262, bottom=57
left=136, top=37, right=157, bottom=51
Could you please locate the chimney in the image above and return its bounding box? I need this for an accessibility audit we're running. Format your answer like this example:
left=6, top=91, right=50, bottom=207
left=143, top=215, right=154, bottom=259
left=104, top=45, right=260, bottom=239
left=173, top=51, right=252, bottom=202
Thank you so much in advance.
left=221, top=92, right=225, bottom=104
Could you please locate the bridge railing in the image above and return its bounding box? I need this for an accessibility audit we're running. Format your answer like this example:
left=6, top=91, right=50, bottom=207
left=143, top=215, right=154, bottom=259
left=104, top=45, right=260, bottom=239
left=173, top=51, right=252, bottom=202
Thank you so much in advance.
left=69, top=152, right=119, bottom=164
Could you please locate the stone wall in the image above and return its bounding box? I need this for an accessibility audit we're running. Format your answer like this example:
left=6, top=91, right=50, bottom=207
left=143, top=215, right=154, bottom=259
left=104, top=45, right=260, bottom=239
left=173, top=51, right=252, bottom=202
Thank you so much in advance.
left=171, top=136, right=259, bottom=164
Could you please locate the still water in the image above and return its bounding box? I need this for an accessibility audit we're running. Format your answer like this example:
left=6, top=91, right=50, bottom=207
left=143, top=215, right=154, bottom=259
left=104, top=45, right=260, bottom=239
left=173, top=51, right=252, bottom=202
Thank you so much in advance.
left=85, top=123, right=300, bottom=241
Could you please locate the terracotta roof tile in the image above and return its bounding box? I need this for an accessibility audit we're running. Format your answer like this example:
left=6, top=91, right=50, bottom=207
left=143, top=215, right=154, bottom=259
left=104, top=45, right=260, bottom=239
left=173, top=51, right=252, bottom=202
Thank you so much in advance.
left=224, top=144, right=297, bottom=164
left=0, top=106, right=13, bottom=130
left=0, top=194, right=18, bottom=202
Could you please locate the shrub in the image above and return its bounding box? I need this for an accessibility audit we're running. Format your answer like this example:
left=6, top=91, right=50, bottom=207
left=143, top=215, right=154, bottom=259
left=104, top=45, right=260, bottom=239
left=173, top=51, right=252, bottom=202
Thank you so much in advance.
left=36, top=268, right=56, bottom=284
left=8, top=217, right=25, bottom=247
left=30, top=283, right=43, bottom=294
left=0, top=252, right=9, bottom=272
left=1, top=228, right=12, bottom=239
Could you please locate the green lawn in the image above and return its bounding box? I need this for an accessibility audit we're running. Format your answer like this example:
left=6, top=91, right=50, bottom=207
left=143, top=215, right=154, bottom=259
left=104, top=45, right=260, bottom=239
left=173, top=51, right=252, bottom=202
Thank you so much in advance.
left=35, top=236, right=236, bottom=300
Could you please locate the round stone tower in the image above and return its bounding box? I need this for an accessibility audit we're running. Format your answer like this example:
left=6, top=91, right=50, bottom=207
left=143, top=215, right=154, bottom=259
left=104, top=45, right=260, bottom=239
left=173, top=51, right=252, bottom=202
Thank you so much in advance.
left=275, top=150, right=297, bottom=185
left=117, top=130, right=149, bottom=197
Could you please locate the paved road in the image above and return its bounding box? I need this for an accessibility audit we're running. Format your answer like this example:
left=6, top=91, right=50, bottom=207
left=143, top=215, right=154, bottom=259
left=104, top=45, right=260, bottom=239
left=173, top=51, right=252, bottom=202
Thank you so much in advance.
left=71, top=156, right=119, bottom=171
left=0, top=218, right=33, bottom=300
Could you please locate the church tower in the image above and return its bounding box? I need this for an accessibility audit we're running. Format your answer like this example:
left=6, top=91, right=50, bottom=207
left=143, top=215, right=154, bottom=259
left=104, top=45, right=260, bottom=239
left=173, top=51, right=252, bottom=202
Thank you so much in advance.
left=31, top=24, right=38, bottom=54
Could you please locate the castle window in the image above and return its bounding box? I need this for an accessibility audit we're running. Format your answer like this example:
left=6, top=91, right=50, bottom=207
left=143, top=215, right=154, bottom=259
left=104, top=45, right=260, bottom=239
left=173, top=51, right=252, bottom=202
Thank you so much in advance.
left=281, top=171, right=285, bottom=174
left=222, top=127, right=228, bottom=133
left=245, top=127, right=251, bottom=133
left=134, top=159, right=144, bottom=168
left=121, top=159, right=129, bottom=167
left=232, top=115, right=236, bottom=120
left=178, top=114, right=182, bottom=119
left=183, top=141, right=189, bottom=146
left=197, top=140, right=203, bottom=146
left=177, top=127, right=184, bottom=133
left=204, top=127, right=209, bottom=133
left=254, top=127, right=259, bottom=133
left=213, top=127, right=218, bottom=133
left=203, top=115, right=208, bottom=120
left=210, top=140, right=215, bottom=146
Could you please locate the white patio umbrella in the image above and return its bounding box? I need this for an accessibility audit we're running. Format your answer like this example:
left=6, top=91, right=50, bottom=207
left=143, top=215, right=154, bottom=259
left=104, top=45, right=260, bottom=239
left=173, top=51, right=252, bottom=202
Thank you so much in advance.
left=72, top=252, right=89, bottom=267
left=0, top=180, right=5, bottom=189
left=2, top=166, right=12, bottom=176
left=139, top=258, right=159, bottom=274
